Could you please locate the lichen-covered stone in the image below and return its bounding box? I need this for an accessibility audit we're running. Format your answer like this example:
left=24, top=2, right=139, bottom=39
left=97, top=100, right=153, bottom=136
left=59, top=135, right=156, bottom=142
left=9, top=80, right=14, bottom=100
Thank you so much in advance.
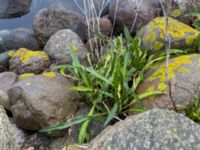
left=89, top=109, right=200, bottom=150
left=0, top=72, right=17, bottom=110
left=0, top=106, right=19, bottom=150
left=8, top=73, right=80, bottom=137
left=44, top=29, right=89, bottom=64
left=138, top=17, right=200, bottom=52
left=137, top=54, right=200, bottom=110
left=9, top=48, right=50, bottom=74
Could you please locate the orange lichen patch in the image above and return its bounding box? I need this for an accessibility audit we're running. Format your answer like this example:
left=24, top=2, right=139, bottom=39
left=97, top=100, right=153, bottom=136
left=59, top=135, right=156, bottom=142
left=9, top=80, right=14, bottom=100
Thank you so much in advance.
left=14, top=48, right=49, bottom=64
left=42, top=72, right=56, bottom=78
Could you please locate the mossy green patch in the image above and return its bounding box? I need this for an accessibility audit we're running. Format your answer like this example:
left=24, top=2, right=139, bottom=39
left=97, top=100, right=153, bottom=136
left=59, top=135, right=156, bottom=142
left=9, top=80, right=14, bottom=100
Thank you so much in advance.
left=154, top=41, right=164, bottom=51
left=171, top=9, right=182, bottom=17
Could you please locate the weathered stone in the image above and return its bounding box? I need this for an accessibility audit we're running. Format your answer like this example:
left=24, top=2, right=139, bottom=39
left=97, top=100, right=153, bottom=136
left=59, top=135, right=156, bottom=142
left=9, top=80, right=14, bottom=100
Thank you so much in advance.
left=0, top=106, right=19, bottom=150
left=0, top=28, right=39, bottom=53
left=138, top=17, right=200, bottom=52
left=0, top=72, right=17, bottom=110
left=89, top=109, right=200, bottom=150
left=44, top=29, right=89, bottom=64
left=9, top=48, right=50, bottom=74
left=137, top=54, right=200, bottom=110
left=170, top=0, right=200, bottom=25
left=0, top=0, right=32, bottom=18
left=8, top=72, right=80, bottom=137
left=109, top=0, right=162, bottom=34
left=33, top=8, right=87, bottom=46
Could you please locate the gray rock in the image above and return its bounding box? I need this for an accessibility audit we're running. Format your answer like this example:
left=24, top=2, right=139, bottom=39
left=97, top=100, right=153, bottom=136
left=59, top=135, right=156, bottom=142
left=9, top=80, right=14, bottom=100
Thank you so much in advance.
left=0, top=28, right=39, bottom=53
left=0, top=106, right=19, bottom=150
left=89, top=109, right=200, bottom=150
left=9, top=48, right=50, bottom=74
left=0, top=51, right=11, bottom=72
left=109, top=0, right=162, bottom=34
left=0, top=0, right=32, bottom=18
left=8, top=72, right=80, bottom=137
left=137, top=54, right=200, bottom=111
left=32, top=8, right=87, bottom=46
left=44, top=29, right=89, bottom=64
left=0, top=72, right=17, bottom=110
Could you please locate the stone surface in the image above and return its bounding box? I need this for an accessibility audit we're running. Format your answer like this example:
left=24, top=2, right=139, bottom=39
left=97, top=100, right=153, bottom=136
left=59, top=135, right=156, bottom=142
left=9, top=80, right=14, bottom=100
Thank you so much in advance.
left=33, top=8, right=87, bottom=46
left=138, top=17, right=200, bottom=52
left=89, top=109, right=200, bottom=150
left=8, top=72, right=80, bottom=137
left=0, top=28, right=39, bottom=53
left=170, top=0, right=200, bottom=25
left=0, top=51, right=12, bottom=72
left=9, top=48, right=50, bottom=74
left=0, top=106, right=19, bottom=150
left=137, top=54, right=200, bottom=110
left=109, top=0, right=162, bottom=34
left=0, top=0, right=32, bottom=18
left=0, top=72, right=17, bottom=110
left=44, top=29, right=89, bottom=64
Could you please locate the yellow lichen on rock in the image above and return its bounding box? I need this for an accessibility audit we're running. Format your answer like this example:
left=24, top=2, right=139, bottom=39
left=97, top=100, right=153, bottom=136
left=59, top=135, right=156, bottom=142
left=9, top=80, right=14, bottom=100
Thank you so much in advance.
left=14, top=48, right=49, bottom=64
left=147, top=54, right=196, bottom=91
left=18, top=73, right=35, bottom=81
left=154, top=41, right=164, bottom=51
left=8, top=50, right=15, bottom=58
left=147, top=17, right=199, bottom=43
left=42, top=72, right=56, bottom=78
left=171, top=9, right=182, bottom=18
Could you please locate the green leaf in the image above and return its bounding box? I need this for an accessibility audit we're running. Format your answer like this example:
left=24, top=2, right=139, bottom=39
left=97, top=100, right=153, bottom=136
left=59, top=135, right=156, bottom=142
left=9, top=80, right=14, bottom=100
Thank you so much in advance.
left=138, top=91, right=165, bottom=100
left=104, top=103, right=118, bottom=127
left=68, top=86, right=94, bottom=92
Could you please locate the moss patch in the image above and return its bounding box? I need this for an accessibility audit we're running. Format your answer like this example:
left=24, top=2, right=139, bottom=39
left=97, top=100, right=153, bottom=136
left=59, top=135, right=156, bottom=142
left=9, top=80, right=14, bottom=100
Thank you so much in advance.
left=42, top=72, right=56, bottom=78
left=18, top=73, right=35, bottom=81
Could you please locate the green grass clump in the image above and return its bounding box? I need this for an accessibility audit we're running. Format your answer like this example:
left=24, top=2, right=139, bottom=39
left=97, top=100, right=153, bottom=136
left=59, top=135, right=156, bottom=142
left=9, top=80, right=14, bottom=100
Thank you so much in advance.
left=40, top=28, right=176, bottom=143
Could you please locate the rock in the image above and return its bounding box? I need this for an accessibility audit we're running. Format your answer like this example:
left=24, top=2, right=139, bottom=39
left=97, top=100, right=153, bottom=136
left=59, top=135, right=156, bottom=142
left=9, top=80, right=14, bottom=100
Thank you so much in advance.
left=89, top=18, right=112, bottom=37
left=0, top=72, right=17, bottom=110
left=44, top=29, right=89, bottom=64
left=170, top=0, right=200, bottom=25
left=89, top=109, right=200, bottom=150
left=33, top=8, right=87, bottom=46
left=109, top=0, right=161, bottom=35
left=0, top=106, right=19, bottom=150
left=0, top=28, right=39, bottom=53
left=0, top=0, right=32, bottom=18
left=0, top=51, right=13, bottom=72
left=9, top=48, right=50, bottom=74
left=137, top=54, right=200, bottom=110
left=138, top=17, right=200, bottom=52
left=8, top=72, right=80, bottom=137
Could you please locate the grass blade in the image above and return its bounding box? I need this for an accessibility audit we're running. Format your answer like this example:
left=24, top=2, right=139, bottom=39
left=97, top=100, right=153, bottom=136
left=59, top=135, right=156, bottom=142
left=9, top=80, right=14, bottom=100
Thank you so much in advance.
left=104, top=103, right=118, bottom=127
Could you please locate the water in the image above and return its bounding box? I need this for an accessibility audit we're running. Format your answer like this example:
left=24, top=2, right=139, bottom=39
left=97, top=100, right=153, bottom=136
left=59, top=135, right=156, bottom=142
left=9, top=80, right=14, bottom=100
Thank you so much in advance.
left=0, top=0, right=83, bottom=30
left=0, top=0, right=110, bottom=30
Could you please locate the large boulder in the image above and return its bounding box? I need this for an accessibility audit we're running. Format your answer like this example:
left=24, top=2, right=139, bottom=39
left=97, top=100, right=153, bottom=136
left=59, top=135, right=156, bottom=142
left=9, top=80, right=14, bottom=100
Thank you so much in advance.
left=137, top=54, right=200, bottom=110
left=0, top=0, right=32, bottom=18
left=9, top=48, right=50, bottom=74
left=89, top=109, right=200, bottom=150
left=0, top=72, right=17, bottom=110
left=33, top=8, right=87, bottom=46
left=109, top=0, right=162, bottom=35
left=0, top=28, right=39, bottom=53
left=8, top=72, right=80, bottom=137
left=0, top=106, right=19, bottom=150
left=44, top=29, right=89, bottom=64
left=138, top=17, right=200, bottom=52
